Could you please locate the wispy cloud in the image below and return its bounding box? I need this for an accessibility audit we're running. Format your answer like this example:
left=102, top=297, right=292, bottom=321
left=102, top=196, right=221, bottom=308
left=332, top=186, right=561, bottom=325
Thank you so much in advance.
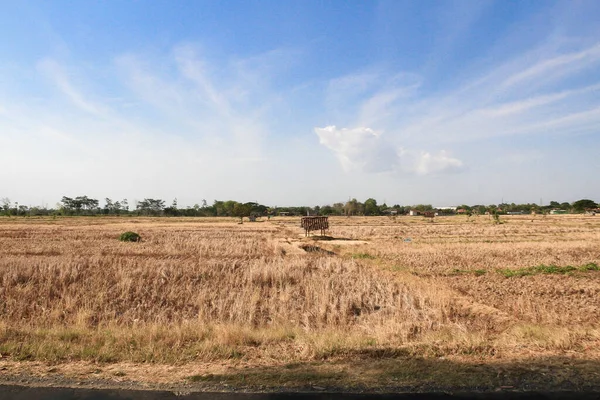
left=114, top=45, right=283, bottom=157
left=501, top=43, right=600, bottom=89
left=0, top=46, right=294, bottom=205
left=316, top=39, right=600, bottom=175
left=37, top=58, right=108, bottom=117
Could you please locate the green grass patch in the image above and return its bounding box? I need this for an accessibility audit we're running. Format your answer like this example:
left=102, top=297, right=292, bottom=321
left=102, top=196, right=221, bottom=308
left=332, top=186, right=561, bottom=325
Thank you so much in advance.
left=498, top=263, right=599, bottom=278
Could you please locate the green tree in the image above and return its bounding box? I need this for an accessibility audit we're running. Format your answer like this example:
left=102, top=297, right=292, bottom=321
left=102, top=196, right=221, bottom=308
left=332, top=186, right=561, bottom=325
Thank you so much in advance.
left=573, top=199, right=598, bottom=212
left=164, top=198, right=179, bottom=216
left=332, top=203, right=345, bottom=215
left=222, top=200, right=237, bottom=216
left=413, top=204, right=433, bottom=212
left=136, top=199, right=165, bottom=216
left=364, top=198, right=379, bottom=216
left=232, top=202, right=252, bottom=223
left=1, top=197, right=11, bottom=215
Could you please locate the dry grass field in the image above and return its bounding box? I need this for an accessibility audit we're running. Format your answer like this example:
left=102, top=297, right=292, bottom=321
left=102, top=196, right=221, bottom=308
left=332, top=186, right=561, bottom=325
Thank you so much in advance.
left=1, top=214, right=600, bottom=391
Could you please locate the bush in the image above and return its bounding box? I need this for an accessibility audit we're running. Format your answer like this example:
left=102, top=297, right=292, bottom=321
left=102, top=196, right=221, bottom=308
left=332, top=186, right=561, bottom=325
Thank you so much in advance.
left=119, top=231, right=141, bottom=242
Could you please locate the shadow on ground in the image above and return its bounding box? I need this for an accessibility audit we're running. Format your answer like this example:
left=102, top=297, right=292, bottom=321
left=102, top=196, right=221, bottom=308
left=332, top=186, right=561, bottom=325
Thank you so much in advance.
left=181, top=355, right=600, bottom=393
left=1, top=355, right=600, bottom=399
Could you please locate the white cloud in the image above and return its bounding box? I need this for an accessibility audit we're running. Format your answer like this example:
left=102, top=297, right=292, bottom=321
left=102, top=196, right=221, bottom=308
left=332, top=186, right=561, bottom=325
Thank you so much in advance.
left=413, top=150, right=464, bottom=175
left=315, top=126, right=398, bottom=173
left=314, top=125, right=464, bottom=175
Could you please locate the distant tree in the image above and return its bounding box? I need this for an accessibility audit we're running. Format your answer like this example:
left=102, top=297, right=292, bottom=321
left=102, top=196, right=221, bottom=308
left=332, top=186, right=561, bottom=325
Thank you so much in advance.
left=61, top=195, right=99, bottom=215
left=378, top=202, right=388, bottom=214
left=364, top=198, right=379, bottom=216
left=344, top=198, right=362, bottom=216
left=76, top=196, right=98, bottom=213
left=320, top=205, right=334, bottom=215
left=573, top=199, right=598, bottom=212
left=222, top=200, right=237, bottom=216
left=61, top=196, right=76, bottom=213
left=213, top=200, right=225, bottom=216
left=136, top=198, right=165, bottom=216
left=164, top=198, right=179, bottom=216
left=1, top=197, right=11, bottom=215
left=104, top=198, right=114, bottom=215
left=332, top=203, right=345, bottom=215
left=458, top=204, right=472, bottom=212
left=232, top=202, right=252, bottom=223
left=18, top=205, right=28, bottom=216
left=248, top=202, right=268, bottom=216
left=474, top=205, right=487, bottom=215
left=413, top=204, right=433, bottom=212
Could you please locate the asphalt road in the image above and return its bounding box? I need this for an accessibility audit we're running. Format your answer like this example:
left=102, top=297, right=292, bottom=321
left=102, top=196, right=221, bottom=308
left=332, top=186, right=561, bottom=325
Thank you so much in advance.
left=1, top=385, right=600, bottom=400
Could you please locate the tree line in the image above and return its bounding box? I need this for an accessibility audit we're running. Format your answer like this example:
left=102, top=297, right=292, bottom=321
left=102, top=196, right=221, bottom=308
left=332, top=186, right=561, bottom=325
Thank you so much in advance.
left=0, top=196, right=598, bottom=217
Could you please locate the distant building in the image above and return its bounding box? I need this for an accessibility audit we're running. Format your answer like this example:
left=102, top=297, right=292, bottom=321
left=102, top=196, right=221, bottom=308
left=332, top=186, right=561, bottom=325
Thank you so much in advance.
left=550, top=209, right=568, bottom=215
left=409, top=209, right=420, bottom=216
left=435, top=206, right=457, bottom=212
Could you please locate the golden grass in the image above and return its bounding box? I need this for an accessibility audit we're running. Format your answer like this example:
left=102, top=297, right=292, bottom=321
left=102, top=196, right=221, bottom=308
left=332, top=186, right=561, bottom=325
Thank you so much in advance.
left=0, top=214, right=599, bottom=388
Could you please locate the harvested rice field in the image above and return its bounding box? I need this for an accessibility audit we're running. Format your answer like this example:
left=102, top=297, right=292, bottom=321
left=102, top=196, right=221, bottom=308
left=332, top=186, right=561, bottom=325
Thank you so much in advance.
left=1, top=214, right=599, bottom=392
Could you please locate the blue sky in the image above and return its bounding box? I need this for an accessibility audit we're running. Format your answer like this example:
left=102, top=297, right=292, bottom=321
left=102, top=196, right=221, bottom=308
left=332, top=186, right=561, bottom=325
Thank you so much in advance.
left=1, top=0, right=599, bottom=208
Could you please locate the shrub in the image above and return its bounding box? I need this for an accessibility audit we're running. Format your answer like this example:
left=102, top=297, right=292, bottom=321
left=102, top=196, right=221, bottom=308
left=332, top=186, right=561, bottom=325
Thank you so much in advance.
left=119, top=231, right=141, bottom=242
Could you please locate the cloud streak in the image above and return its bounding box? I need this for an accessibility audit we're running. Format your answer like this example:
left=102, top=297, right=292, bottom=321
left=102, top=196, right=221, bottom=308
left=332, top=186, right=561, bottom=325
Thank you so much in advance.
left=316, top=39, right=600, bottom=176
